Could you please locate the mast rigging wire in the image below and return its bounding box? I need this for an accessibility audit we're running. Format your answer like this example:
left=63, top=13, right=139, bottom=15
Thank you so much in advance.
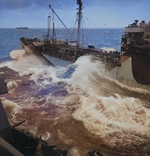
left=49, top=5, right=76, bottom=41
left=83, top=0, right=107, bottom=27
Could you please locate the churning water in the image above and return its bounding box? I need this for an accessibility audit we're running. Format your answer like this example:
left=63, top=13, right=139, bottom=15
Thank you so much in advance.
left=1, top=50, right=150, bottom=156
left=1, top=28, right=150, bottom=156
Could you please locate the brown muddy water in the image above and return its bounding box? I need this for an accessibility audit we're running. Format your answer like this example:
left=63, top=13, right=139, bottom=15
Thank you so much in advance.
left=1, top=50, right=150, bottom=156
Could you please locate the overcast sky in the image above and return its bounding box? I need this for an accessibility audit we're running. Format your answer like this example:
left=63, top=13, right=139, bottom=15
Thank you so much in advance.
left=0, top=0, right=150, bottom=28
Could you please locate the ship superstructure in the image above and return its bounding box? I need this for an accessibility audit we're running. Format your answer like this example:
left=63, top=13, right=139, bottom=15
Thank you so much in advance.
left=106, top=20, right=150, bottom=90
left=121, top=20, right=150, bottom=56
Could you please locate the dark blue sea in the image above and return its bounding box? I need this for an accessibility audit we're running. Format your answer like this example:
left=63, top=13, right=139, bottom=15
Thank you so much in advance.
left=1, top=28, right=150, bottom=156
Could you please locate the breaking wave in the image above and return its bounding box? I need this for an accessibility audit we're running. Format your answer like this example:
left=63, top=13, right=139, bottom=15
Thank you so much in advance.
left=10, top=49, right=25, bottom=60
left=1, top=53, right=150, bottom=156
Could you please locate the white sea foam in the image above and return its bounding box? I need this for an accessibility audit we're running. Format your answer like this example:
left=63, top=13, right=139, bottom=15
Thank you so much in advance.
left=0, top=98, right=22, bottom=123
left=69, top=55, right=105, bottom=89
left=73, top=95, right=150, bottom=134
left=67, top=147, right=80, bottom=156
left=6, top=80, right=19, bottom=92
left=2, top=52, right=150, bottom=154
left=62, top=55, right=150, bottom=147
left=10, top=49, right=25, bottom=60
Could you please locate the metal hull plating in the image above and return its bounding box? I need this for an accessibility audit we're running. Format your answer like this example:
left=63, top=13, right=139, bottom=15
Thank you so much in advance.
left=107, top=56, right=150, bottom=90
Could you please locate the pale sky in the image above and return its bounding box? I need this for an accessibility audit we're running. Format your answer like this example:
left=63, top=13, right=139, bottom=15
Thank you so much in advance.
left=0, top=0, right=150, bottom=28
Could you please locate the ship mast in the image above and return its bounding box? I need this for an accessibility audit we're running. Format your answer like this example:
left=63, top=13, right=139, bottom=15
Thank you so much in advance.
left=52, top=11, right=55, bottom=40
left=77, top=0, right=82, bottom=48
left=49, top=5, right=73, bottom=40
left=47, top=16, right=51, bottom=41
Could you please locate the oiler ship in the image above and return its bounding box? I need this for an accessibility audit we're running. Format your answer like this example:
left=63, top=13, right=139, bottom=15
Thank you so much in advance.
left=107, top=20, right=150, bottom=90
left=20, top=0, right=150, bottom=90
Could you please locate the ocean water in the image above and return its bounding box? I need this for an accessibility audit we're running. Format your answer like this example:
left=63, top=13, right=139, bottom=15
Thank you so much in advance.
left=0, top=28, right=123, bottom=60
left=1, top=28, right=150, bottom=156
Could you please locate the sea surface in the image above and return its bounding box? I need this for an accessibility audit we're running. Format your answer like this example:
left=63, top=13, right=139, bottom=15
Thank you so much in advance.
left=1, top=28, right=150, bottom=156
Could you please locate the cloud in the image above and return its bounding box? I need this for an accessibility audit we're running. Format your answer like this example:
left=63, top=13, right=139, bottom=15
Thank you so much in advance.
left=0, top=0, right=32, bottom=10
left=0, top=0, right=75, bottom=10
left=1, top=0, right=149, bottom=28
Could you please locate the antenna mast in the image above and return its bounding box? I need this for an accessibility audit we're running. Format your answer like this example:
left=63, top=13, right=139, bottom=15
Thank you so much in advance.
left=77, top=0, right=82, bottom=48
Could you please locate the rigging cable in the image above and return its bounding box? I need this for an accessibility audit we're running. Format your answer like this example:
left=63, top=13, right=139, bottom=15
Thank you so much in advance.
left=49, top=5, right=76, bottom=41
left=69, top=17, right=78, bottom=41
left=62, top=0, right=76, bottom=21
left=82, top=5, right=97, bottom=47
left=83, top=0, right=107, bottom=27
left=63, top=15, right=77, bottom=40
left=50, top=1, right=76, bottom=39
left=83, top=0, right=121, bottom=45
